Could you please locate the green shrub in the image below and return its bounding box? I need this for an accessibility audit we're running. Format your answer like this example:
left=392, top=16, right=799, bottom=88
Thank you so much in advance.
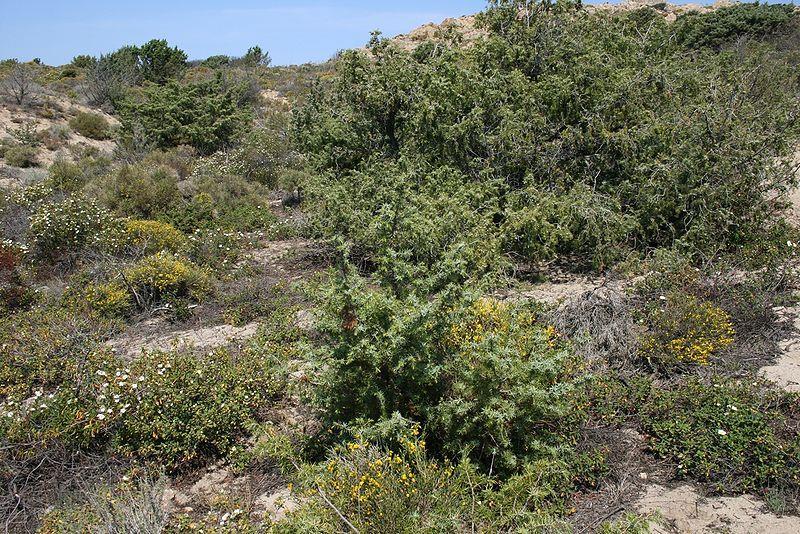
left=137, top=38, right=188, bottom=84
left=296, top=1, right=800, bottom=277
left=503, top=183, right=635, bottom=269
left=119, top=75, right=253, bottom=154
left=47, top=159, right=83, bottom=191
left=4, top=145, right=39, bottom=168
left=673, top=3, right=797, bottom=50
left=0, top=239, right=33, bottom=314
left=191, top=112, right=300, bottom=186
left=186, top=226, right=246, bottom=269
left=82, top=282, right=134, bottom=318
left=70, top=55, right=96, bottom=69
left=316, top=274, right=579, bottom=474
left=166, top=192, right=215, bottom=232
left=0, top=139, right=11, bottom=159
left=1, top=346, right=284, bottom=470
left=304, top=163, right=506, bottom=290
left=0, top=306, right=117, bottom=399
left=112, top=349, right=281, bottom=468
left=161, top=172, right=276, bottom=233
left=274, top=426, right=595, bottom=532
left=122, top=252, right=210, bottom=307
left=69, top=111, right=111, bottom=140
left=47, top=153, right=112, bottom=194
left=6, top=121, right=40, bottom=146
left=88, top=163, right=179, bottom=219
left=140, top=146, right=196, bottom=179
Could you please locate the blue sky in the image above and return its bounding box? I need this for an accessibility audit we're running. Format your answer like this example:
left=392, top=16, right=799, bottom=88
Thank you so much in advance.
left=0, top=0, right=490, bottom=66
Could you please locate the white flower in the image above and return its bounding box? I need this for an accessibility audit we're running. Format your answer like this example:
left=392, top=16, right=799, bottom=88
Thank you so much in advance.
left=717, top=429, right=727, bottom=436
left=97, top=413, right=106, bottom=420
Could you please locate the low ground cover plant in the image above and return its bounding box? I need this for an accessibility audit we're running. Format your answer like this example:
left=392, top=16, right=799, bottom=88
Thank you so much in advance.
left=642, top=380, right=800, bottom=499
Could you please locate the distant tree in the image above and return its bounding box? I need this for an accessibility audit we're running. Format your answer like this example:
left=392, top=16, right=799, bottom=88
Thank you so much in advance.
left=83, top=45, right=143, bottom=108
left=202, top=55, right=232, bottom=69
left=119, top=73, right=254, bottom=154
left=138, top=39, right=188, bottom=84
left=243, top=46, right=271, bottom=67
left=1, top=61, right=40, bottom=105
left=71, top=55, right=96, bottom=69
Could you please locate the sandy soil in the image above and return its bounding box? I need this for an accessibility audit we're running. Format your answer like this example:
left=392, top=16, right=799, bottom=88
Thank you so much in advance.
left=106, top=320, right=260, bottom=359
left=760, top=305, right=800, bottom=392
left=636, top=484, right=800, bottom=534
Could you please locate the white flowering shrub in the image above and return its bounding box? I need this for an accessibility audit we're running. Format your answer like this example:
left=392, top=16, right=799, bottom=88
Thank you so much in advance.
left=1, top=341, right=289, bottom=469
left=29, top=197, right=117, bottom=259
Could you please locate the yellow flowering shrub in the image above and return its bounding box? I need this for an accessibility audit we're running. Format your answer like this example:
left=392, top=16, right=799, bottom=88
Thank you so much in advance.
left=84, top=282, right=133, bottom=318
left=306, top=432, right=474, bottom=532
left=123, top=252, right=210, bottom=306
left=446, top=297, right=512, bottom=347
left=122, top=219, right=187, bottom=255
left=640, top=293, right=735, bottom=368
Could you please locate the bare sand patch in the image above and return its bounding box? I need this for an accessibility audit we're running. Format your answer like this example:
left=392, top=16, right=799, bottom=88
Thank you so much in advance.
left=636, top=484, right=800, bottom=534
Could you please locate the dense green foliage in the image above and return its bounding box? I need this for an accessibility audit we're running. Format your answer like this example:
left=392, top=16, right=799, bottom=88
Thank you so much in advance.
left=673, top=2, right=797, bottom=49
left=316, top=272, right=581, bottom=475
left=136, top=39, right=189, bottom=84
left=119, top=74, right=254, bottom=153
left=297, top=1, right=800, bottom=278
